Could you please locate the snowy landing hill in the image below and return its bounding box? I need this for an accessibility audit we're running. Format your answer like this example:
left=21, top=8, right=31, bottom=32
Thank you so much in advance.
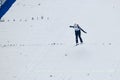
left=0, top=0, right=120, bottom=80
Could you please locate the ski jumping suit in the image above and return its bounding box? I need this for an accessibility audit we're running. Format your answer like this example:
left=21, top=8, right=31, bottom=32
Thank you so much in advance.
left=70, top=24, right=86, bottom=44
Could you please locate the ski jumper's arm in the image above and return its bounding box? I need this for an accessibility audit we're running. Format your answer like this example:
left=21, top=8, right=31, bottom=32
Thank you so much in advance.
left=78, top=25, right=87, bottom=33
left=69, top=26, right=74, bottom=28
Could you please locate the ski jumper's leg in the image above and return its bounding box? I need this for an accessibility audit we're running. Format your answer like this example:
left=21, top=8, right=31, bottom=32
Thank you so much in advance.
left=75, top=31, right=79, bottom=44
left=80, top=37, right=83, bottom=43
left=78, top=30, right=83, bottom=43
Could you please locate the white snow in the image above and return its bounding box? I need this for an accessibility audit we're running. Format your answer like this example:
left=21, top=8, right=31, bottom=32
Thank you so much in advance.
left=0, top=0, right=120, bottom=80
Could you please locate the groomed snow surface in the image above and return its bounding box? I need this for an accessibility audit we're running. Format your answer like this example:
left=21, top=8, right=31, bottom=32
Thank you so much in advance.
left=0, top=0, right=120, bottom=80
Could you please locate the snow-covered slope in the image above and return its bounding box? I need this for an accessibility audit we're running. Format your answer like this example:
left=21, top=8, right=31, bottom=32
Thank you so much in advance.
left=0, top=0, right=120, bottom=80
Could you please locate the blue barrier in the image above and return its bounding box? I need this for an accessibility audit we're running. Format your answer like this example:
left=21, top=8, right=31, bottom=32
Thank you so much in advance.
left=0, top=0, right=16, bottom=19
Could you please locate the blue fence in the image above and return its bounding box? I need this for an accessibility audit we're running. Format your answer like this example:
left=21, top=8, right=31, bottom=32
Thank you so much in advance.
left=0, top=0, right=16, bottom=19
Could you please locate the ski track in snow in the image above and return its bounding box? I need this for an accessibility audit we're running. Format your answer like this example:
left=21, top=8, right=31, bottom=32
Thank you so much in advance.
left=0, top=0, right=120, bottom=80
